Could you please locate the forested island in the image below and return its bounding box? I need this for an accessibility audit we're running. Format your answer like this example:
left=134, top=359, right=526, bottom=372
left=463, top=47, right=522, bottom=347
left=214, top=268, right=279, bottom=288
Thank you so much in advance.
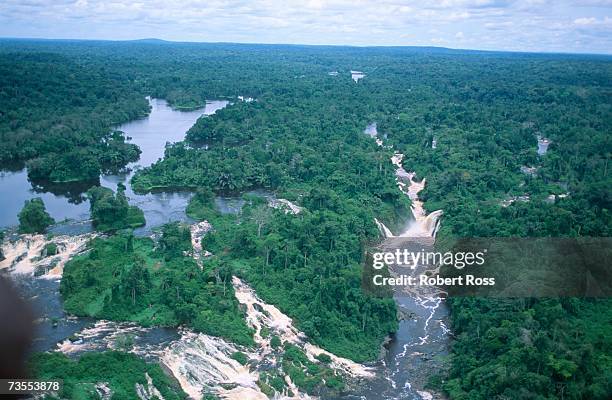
left=0, top=39, right=610, bottom=399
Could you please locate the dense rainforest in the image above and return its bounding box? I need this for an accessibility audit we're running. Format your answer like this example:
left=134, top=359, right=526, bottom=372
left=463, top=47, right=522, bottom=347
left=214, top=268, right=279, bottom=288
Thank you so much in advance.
left=60, top=223, right=255, bottom=346
left=29, top=351, right=186, bottom=399
left=372, top=54, right=611, bottom=399
left=18, top=197, right=55, bottom=234
left=0, top=50, right=149, bottom=182
left=0, top=39, right=610, bottom=399
left=86, top=185, right=145, bottom=232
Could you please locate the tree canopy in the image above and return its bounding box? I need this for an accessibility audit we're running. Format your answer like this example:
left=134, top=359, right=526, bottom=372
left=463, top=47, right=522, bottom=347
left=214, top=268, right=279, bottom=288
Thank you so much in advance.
left=17, top=197, right=55, bottom=234
left=87, top=184, right=145, bottom=232
left=2, top=39, right=610, bottom=398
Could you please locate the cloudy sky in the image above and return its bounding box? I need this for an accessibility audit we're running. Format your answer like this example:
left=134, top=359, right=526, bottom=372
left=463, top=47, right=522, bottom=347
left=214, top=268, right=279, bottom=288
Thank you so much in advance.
left=1, top=0, right=611, bottom=54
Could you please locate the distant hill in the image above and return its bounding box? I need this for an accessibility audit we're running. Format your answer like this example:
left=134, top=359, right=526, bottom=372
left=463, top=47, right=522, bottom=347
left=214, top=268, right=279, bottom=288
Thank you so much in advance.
left=129, top=38, right=169, bottom=44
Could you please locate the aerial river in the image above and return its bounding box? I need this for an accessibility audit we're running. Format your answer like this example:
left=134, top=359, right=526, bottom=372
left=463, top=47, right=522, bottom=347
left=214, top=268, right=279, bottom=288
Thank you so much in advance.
left=0, top=104, right=449, bottom=400
left=340, top=123, right=449, bottom=400
left=0, top=97, right=229, bottom=353
left=0, top=98, right=228, bottom=233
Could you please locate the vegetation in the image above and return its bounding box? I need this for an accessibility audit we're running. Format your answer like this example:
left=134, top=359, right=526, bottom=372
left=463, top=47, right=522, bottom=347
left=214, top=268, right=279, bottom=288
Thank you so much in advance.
left=29, top=351, right=186, bottom=399
left=370, top=53, right=612, bottom=399
left=18, top=197, right=55, bottom=234
left=60, top=225, right=254, bottom=346
left=192, top=194, right=400, bottom=361
left=185, top=187, right=217, bottom=221
left=44, top=242, right=58, bottom=256
left=87, top=184, right=145, bottom=232
left=2, top=39, right=610, bottom=397
left=281, top=343, right=344, bottom=395
left=230, top=351, right=249, bottom=365
left=257, top=343, right=344, bottom=397
left=130, top=73, right=411, bottom=361
left=434, top=298, right=612, bottom=400
left=0, top=51, right=148, bottom=182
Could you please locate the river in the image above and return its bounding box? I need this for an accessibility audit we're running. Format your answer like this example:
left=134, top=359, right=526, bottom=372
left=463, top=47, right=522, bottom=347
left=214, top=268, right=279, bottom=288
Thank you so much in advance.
left=1, top=98, right=228, bottom=351
left=1, top=103, right=449, bottom=400
left=338, top=124, right=449, bottom=400
left=0, top=98, right=228, bottom=233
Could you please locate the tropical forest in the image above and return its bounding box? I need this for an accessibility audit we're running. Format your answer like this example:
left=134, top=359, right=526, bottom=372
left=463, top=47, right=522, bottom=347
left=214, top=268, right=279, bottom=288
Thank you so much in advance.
left=0, top=38, right=610, bottom=400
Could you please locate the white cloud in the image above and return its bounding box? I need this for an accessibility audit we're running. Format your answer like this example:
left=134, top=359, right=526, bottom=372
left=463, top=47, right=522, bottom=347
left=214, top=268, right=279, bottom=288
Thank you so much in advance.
left=484, top=21, right=514, bottom=29
left=574, top=17, right=597, bottom=25
left=0, top=0, right=609, bottom=53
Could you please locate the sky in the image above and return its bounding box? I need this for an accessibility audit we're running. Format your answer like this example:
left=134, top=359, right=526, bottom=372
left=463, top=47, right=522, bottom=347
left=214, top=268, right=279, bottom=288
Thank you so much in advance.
left=0, top=0, right=611, bottom=54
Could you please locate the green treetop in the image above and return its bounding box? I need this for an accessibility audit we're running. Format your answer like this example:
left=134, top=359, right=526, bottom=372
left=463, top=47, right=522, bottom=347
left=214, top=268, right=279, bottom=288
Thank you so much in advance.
left=18, top=197, right=55, bottom=234
left=87, top=184, right=145, bottom=232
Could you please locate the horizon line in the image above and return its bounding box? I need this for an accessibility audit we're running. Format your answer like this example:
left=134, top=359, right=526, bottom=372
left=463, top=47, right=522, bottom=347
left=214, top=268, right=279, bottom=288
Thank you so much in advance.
left=1, top=36, right=611, bottom=58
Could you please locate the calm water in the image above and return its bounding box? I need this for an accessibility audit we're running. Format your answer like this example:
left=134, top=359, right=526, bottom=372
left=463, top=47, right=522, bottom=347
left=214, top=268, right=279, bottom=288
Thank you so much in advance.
left=0, top=169, right=91, bottom=229
left=15, top=276, right=93, bottom=353
left=537, top=138, right=550, bottom=155
left=0, top=98, right=228, bottom=232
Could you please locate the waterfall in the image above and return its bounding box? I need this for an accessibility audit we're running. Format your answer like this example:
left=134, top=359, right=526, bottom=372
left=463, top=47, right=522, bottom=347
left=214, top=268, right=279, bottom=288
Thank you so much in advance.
left=373, top=142, right=444, bottom=240
left=0, top=233, right=94, bottom=277
left=151, top=227, right=374, bottom=400
left=365, top=124, right=450, bottom=399
left=375, top=218, right=395, bottom=238
left=161, top=330, right=266, bottom=400
left=420, top=210, right=444, bottom=238
left=268, top=198, right=303, bottom=214
left=398, top=212, right=443, bottom=239
left=136, top=372, right=166, bottom=400
left=233, top=277, right=374, bottom=379
left=157, top=277, right=374, bottom=400
left=382, top=158, right=443, bottom=239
